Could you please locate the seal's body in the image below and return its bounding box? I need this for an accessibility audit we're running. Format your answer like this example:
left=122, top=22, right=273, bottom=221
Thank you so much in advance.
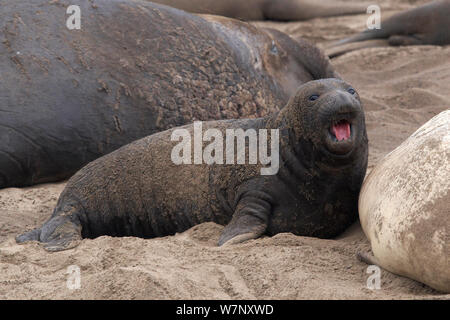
left=0, top=0, right=335, bottom=188
left=328, top=0, right=450, bottom=57
left=150, top=0, right=369, bottom=21
left=359, top=110, right=450, bottom=293
left=17, top=79, right=368, bottom=252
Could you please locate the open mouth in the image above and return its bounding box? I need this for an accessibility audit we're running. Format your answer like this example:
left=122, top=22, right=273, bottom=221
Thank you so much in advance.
left=330, top=119, right=351, bottom=141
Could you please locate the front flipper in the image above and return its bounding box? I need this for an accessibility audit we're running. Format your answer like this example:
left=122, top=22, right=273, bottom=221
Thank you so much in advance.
left=41, top=217, right=82, bottom=252
left=218, top=190, right=272, bottom=246
left=16, top=204, right=82, bottom=252
left=16, top=227, right=42, bottom=243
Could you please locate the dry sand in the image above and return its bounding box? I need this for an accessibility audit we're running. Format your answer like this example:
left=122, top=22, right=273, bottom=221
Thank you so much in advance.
left=1, top=0, right=449, bottom=299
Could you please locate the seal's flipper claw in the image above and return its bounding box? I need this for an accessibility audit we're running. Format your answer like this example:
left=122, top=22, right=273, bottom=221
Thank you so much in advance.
left=40, top=219, right=82, bottom=252
left=219, top=231, right=262, bottom=246
left=218, top=214, right=267, bottom=246
left=43, top=235, right=81, bottom=252
left=16, top=228, right=41, bottom=243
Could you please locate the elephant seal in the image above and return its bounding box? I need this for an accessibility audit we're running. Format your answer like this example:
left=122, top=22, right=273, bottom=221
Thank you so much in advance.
left=328, top=0, right=450, bottom=57
left=358, top=110, right=450, bottom=293
left=150, top=0, right=369, bottom=21
left=16, top=78, right=368, bottom=252
left=0, top=0, right=336, bottom=189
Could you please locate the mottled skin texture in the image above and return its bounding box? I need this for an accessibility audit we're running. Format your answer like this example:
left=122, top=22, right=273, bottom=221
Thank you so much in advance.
left=328, top=0, right=450, bottom=57
left=0, top=0, right=336, bottom=188
left=150, top=0, right=369, bottom=21
left=358, top=110, right=450, bottom=293
left=17, top=79, right=368, bottom=252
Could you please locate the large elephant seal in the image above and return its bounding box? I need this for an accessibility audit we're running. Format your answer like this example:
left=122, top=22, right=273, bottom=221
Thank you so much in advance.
left=358, top=110, right=450, bottom=293
left=16, top=79, right=368, bottom=252
left=150, top=0, right=369, bottom=21
left=0, top=0, right=336, bottom=189
left=327, top=0, right=450, bottom=57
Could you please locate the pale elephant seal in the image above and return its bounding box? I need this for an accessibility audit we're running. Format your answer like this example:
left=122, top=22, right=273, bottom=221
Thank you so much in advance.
left=0, top=0, right=336, bottom=189
left=358, top=110, right=450, bottom=293
left=16, top=79, right=368, bottom=252
left=150, top=0, right=369, bottom=21
left=328, top=0, right=450, bottom=57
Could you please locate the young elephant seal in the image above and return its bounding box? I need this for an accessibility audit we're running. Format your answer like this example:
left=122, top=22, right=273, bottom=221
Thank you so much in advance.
left=0, top=0, right=336, bottom=189
left=328, top=0, right=450, bottom=57
left=358, top=110, right=449, bottom=293
left=17, top=79, right=368, bottom=252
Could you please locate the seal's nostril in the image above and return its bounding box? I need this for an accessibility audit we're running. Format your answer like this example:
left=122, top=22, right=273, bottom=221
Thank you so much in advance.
left=325, top=105, right=359, bottom=121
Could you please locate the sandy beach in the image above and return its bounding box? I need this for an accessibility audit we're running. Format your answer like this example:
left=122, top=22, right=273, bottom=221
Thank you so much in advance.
left=0, top=0, right=449, bottom=299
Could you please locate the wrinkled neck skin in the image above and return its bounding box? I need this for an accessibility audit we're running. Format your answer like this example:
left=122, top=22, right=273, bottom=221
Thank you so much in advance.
left=201, top=15, right=338, bottom=99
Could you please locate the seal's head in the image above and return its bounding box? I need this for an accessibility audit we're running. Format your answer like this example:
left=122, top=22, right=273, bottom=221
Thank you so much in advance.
left=278, top=78, right=368, bottom=167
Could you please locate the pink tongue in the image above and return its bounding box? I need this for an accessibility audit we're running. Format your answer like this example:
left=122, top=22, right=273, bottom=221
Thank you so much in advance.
left=332, top=121, right=351, bottom=141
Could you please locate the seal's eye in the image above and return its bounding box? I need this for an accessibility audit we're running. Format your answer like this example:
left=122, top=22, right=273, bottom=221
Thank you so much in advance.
left=270, top=40, right=278, bottom=55
left=348, top=88, right=356, bottom=95
left=309, top=94, right=319, bottom=101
